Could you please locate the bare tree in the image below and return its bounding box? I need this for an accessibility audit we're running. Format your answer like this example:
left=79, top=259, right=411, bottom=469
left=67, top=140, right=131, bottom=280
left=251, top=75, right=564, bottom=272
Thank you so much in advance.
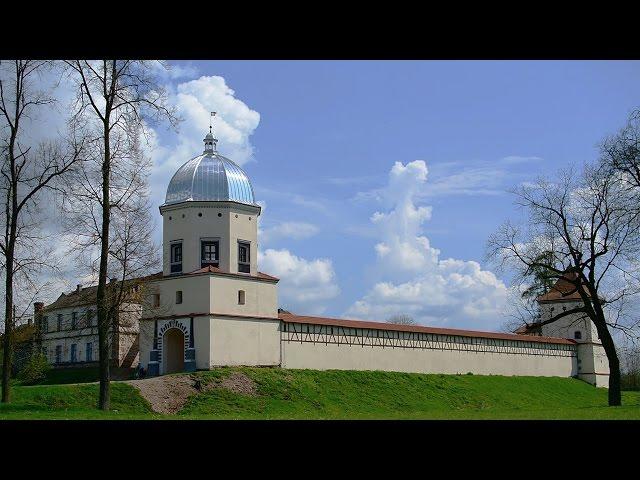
left=62, top=60, right=178, bottom=410
left=601, top=108, right=640, bottom=193
left=386, top=314, right=417, bottom=325
left=0, top=60, right=84, bottom=403
left=487, top=162, right=640, bottom=406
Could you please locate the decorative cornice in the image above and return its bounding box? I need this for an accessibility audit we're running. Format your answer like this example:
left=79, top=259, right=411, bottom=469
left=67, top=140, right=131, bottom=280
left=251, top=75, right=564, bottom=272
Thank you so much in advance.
left=159, top=200, right=261, bottom=215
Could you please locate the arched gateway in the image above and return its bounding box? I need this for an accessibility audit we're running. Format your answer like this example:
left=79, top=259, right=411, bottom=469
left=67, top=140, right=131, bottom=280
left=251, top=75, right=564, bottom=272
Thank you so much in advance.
left=163, top=328, right=185, bottom=374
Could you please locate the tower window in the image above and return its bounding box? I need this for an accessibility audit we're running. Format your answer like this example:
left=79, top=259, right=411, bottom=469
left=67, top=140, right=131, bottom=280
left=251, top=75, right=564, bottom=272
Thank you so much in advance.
left=574, top=331, right=582, bottom=340
left=152, top=294, right=160, bottom=308
left=201, top=240, right=220, bottom=268
left=176, top=291, right=183, bottom=304
left=238, top=290, right=246, bottom=305
left=170, top=242, right=183, bottom=274
left=238, top=241, right=250, bottom=273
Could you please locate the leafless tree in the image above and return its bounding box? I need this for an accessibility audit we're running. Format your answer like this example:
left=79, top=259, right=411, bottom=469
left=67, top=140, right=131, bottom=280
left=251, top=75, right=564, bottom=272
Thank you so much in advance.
left=601, top=108, right=640, bottom=194
left=62, top=60, right=178, bottom=410
left=487, top=162, right=640, bottom=406
left=0, top=60, right=84, bottom=403
left=387, top=314, right=417, bottom=325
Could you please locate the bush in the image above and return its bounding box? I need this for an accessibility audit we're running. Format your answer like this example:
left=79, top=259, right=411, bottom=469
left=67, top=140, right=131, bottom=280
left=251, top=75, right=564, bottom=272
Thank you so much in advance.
left=17, top=353, right=50, bottom=385
left=621, top=372, right=640, bottom=391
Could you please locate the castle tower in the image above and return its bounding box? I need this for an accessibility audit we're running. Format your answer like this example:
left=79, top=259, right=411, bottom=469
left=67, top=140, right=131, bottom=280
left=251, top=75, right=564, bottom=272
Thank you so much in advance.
left=536, top=272, right=610, bottom=387
left=139, top=127, right=280, bottom=377
left=161, top=132, right=260, bottom=276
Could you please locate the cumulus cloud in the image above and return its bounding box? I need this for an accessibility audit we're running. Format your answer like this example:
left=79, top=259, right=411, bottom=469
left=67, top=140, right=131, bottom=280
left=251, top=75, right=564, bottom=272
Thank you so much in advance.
left=346, top=160, right=509, bottom=331
left=259, top=249, right=340, bottom=315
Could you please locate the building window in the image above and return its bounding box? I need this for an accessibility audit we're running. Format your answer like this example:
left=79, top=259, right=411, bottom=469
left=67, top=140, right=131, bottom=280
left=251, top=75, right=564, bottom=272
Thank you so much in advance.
left=70, top=344, right=77, bottom=363
left=41, top=316, right=48, bottom=333
left=176, top=291, right=183, bottom=304
left=55, top=345, right=62, bottom=364
left=201, top=240, right=220, bottom=268
left=57, top=314, right=63, bottom=331
left=170, top=242, right=183, bottom=274
left=238, top=241, right=250, bottom=273
left=86, top=342, right=93, bottom=362
left=238, top=290, right=245, bottom=305
left=574, top=331, right=582, bottom=340
left=87, top=309, right=94, bottom=327
left=71, top=311, right=78, bottom=329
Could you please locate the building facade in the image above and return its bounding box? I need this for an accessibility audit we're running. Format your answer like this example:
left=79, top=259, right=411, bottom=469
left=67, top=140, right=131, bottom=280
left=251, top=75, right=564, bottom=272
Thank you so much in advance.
left=136, top=129, right=610, bottom=387
left=35, top=277, right=157, bottom=370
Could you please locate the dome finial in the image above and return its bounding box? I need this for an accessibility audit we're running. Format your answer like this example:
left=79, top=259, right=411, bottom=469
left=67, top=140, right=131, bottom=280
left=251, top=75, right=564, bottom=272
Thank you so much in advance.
left=204, top=111, right=218, bottom=154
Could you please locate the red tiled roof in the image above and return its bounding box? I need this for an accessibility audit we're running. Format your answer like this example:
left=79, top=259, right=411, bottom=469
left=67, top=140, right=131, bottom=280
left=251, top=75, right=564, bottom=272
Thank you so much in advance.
left=187, top=265, right=279, bottom=282
left=278, top=313, right=575, bottom=345
left=536, top=271, right=589, bottom=303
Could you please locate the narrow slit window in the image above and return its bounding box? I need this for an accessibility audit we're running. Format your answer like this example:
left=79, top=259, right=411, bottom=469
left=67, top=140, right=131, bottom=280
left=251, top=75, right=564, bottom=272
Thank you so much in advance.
left=238, top=290, right=246, bottom=305
left=176, top=290, right=183, bottom=304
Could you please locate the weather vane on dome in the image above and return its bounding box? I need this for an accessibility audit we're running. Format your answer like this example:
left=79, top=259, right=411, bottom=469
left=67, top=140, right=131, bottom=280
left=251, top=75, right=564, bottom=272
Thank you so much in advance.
left=204, top=111, right=218, bottom=153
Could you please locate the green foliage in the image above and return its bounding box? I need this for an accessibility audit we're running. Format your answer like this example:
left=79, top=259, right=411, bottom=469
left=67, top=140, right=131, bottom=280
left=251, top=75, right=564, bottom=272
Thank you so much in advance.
left=621, top=372, right=640, bottom=391
left=36, top=367, right=100, bottom=385
left=521, top=251, right=557, bottom=300
left=16, top=353, right=50, bottom=385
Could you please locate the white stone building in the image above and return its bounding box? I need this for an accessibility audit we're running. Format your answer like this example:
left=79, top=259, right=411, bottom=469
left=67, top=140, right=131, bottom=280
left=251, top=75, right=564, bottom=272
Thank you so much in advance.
left=35, top=275, right=160, bottom=371
left=133, top=129, right=609, bottom=387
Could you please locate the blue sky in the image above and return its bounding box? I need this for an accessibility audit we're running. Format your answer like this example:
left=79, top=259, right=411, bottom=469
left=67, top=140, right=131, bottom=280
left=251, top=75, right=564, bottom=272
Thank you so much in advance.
left=33, top=60, right=640, bottom=332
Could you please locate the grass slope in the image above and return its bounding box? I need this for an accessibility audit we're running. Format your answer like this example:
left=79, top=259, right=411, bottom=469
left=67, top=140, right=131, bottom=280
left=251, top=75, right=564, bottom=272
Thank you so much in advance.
left=1, top=367, right=639, bottom=419
left=0, top=382, right=154, bottom=419
left=180, top=368, right=640, bottom=420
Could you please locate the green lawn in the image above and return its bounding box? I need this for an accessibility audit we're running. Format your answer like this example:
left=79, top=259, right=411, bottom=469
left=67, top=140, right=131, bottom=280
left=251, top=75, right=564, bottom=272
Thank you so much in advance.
left=1, top=367, right=639, bottom=420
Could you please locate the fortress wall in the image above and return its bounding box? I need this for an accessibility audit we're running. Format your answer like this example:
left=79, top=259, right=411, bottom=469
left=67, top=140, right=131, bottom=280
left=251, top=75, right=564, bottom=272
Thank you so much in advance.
left=210, top=315, right=281, bottom=367
left=280, top=322, right=577, bottom=378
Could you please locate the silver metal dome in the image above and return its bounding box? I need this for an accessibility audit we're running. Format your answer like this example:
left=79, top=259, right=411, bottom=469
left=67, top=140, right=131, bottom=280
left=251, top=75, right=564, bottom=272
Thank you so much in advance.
left=164, top=152, right=257, bottom=206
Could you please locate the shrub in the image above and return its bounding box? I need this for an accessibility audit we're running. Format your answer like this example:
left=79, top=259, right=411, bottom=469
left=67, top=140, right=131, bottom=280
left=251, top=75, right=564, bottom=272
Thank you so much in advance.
left=17, top=352, right=50, bottom=385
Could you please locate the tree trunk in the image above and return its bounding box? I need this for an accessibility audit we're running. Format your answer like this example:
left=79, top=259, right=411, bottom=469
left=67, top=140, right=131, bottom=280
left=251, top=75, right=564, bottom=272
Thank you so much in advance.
left=592, top=314, right=622, bottom=406
left=97, top=119, right=111, bottom=411
left=2, top=134, right=19, bottom=404
left=1, top=249, right=14, bottom=403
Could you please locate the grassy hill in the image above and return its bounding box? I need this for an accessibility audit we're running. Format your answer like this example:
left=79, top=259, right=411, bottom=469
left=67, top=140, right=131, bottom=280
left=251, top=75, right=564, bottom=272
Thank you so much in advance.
left=1, top=367, right=639, bottom=419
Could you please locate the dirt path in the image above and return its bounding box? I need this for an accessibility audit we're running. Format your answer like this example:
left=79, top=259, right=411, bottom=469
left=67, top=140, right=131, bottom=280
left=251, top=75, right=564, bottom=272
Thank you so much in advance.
left=124, top=375, right=199, bottom=415
left=124, top=371, right=257, bottom=415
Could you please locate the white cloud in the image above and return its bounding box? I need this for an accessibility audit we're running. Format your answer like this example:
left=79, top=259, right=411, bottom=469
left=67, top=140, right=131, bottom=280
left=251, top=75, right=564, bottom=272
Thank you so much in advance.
left=261, top=222, right=319, bottom=245
left=259, top=249, right=339, bottom=315
left=345, top=160, right=509, bottom=331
